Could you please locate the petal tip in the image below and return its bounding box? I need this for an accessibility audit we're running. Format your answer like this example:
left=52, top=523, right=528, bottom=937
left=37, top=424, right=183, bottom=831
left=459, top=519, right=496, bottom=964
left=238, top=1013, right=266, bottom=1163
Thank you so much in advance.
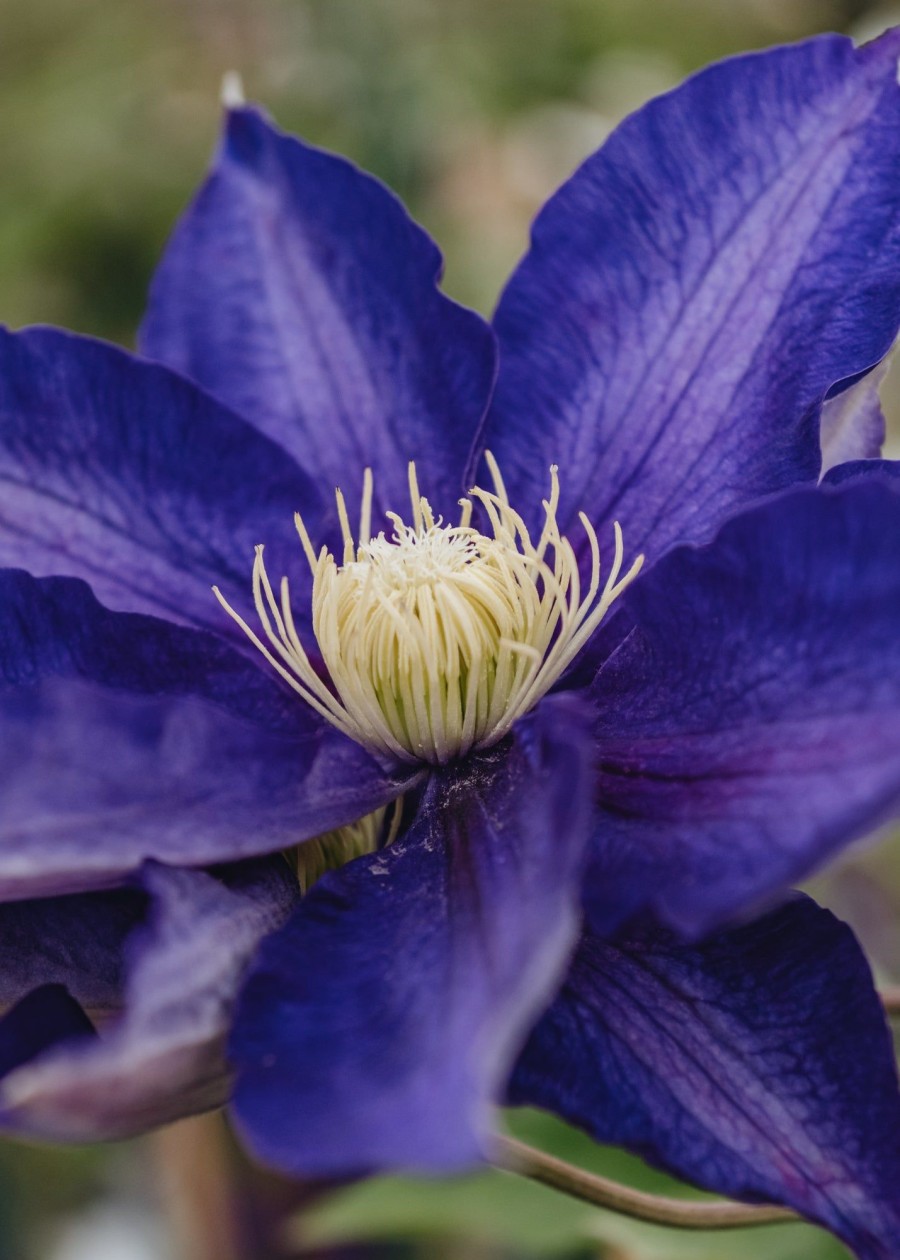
left=220, top=70, right=246, bottom=111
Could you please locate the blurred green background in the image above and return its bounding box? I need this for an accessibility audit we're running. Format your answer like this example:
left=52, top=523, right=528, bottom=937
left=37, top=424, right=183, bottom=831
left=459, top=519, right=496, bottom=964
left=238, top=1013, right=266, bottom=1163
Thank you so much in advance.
left=3, top=0, right=900, bottom=1257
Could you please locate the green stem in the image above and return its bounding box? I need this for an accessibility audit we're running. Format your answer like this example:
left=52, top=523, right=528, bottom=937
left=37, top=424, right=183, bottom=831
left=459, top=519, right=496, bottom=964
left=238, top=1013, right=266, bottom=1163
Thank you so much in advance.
left=151, top=1110, right=246, bottom=1260
left=492, top=1135, right=797, bottom=1230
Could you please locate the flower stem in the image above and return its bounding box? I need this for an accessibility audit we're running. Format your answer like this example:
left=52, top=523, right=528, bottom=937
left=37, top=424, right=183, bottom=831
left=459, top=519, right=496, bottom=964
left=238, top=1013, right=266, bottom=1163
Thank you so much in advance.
left=151, top=1110, right=246, bottom=1260
left=492, top=1135, right=797, bottom=1230
left=492, top=985, right=900, bottom=1231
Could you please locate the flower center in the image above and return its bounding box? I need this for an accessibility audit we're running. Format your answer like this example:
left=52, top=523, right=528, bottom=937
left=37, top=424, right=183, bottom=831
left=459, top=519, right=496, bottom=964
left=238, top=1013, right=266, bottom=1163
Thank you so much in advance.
left=288, top=802, right=402, bottom=892
left=214, top=453, right=642, bottom=765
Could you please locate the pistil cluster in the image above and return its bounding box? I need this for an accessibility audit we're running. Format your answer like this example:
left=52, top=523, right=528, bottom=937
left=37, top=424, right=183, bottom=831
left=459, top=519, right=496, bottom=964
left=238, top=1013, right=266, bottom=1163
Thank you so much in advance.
left=215, top=455, right=642, bottom=765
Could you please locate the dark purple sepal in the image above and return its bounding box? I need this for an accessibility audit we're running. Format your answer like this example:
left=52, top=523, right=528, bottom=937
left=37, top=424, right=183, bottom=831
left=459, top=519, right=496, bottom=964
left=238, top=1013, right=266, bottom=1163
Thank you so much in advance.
left=229, top=694, right=592, bottom=1176
left=509, top=896, right=900, bottom=1260
left=0, top=986, right=96, bottom=1080
left=0, top=858, right=298, bottom=1142
left=140, top=106, right=496, bottom=533
left=482, top=31, right=900, bottom=566
left=0, top=570, right=417, bottom=896
left=586, top=477, right=900, bottom=935
left=823, top=457, right=900, bottom=486
left=0, top=889, right=145, bottom=1013
left=0, top=325, right=327, bottom=641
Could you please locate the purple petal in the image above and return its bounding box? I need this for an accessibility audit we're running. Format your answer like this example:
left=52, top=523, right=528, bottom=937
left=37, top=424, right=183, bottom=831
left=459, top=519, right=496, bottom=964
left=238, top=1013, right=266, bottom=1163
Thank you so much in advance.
left=483, top=32, right=900, bottom=565
left=229, top=695, right=592, bottom=1176
left=0, top=889, right=144, bottom=1013
left=510, top=897, right=900, bottom=1260
left=823, top=456, right=900, bottom=486
left=140, top=106, right=496, bottom=527
left=0, top=325, right=327, bottom=640
left=587, top=477, right=900, bottom=936
left=0, top=859, right=298, bottom=1141
left=820, top=360, right=888, bottom=475
left=0, top=570, right=417, bottom=897
left=0, top=987, right=96, bottom=1080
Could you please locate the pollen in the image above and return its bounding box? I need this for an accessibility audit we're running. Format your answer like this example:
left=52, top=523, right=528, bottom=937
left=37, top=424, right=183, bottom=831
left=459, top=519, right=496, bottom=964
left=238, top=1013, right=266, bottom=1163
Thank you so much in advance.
left=214, top=454, right=643, bottom=765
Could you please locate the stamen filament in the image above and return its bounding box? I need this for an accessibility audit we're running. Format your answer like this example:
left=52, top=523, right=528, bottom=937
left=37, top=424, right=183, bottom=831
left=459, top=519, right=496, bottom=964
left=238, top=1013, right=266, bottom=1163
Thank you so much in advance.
left=216, top=456, right=643, bottom=765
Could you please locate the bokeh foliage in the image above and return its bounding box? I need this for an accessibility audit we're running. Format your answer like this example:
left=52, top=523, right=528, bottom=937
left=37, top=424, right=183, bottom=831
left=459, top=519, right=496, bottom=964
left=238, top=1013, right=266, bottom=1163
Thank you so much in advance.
left=1, top=0, right=892, bottom=336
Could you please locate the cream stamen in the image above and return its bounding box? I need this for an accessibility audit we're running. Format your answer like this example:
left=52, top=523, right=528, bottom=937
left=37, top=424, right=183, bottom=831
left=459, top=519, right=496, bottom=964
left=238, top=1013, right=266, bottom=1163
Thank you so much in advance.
left=214, top=455, right=643, bottom=765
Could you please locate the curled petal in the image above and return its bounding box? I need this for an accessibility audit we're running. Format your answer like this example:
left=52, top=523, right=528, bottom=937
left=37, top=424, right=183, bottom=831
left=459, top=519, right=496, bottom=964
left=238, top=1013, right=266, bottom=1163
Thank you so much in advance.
left=823, top=456, right=900, bottom=487
left=820, top=359, right=888, bottom=475
left=511, top=897, right=900, bottom=1260
left=0, top=859, right=298, bottom=1141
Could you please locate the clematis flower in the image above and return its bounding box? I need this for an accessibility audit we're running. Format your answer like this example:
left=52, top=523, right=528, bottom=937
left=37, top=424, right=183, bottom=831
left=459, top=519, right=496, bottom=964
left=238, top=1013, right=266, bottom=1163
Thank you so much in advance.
left=3, top=25, right=900, bottom=1260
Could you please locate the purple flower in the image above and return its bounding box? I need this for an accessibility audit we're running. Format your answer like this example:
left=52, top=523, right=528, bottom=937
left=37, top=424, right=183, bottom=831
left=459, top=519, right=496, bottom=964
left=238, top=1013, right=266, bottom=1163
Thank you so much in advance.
left=2, top=27, right=900, bottom=1259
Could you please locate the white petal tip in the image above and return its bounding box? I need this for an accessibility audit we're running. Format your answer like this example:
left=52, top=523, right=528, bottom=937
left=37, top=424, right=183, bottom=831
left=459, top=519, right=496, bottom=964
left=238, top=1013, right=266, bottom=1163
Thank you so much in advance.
left=221, top=70, right=246, bottom=109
